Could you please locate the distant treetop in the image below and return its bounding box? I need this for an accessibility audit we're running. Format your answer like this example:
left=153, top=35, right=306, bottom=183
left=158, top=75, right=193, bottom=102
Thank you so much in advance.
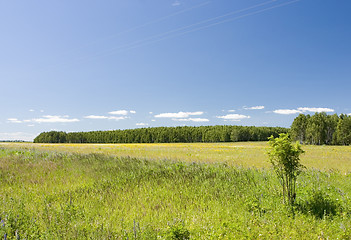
left=33, top=125, right=288, bottom=144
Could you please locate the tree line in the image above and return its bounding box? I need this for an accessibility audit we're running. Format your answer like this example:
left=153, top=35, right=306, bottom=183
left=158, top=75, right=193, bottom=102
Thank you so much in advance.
left=290, top=113, right=351, bottom=145
left=33, top=125, right=288, bottom=144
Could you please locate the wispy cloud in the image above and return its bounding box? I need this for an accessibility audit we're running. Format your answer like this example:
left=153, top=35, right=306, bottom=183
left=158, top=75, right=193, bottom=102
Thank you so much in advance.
left=8, top=118, right=22, bottom=123
left=273, top=109, right=302, bottom=115
left=84, top=115, right=127, bottom=121
left=108, top=110, right=129, bottom=115
left=244, top=106, right=265, bottom=110
left=8, top=115, right=78, bottom=124
left=155, top=111, right=203, bottom=118
left=217, top=114, right=250, bottom=121
left=109, top=116, right=128, bottom=120
left=136, top=123, right=148, bottom=126
left=172, top=1, right=181, bottom=7
left=172, top=118, right=209, bottom=122
left=85, top=110, right=134, bottom=120
left=228, top=110, right=236, bottom=112
left=273, top=107, right=335, bottom=115
left=31, top=115, right=80, bottom=123
left=29, top=109, right=34, bottom=112
left=297, top=107, right=334, bottom=113
left=84, top=115, right=109, bottom=119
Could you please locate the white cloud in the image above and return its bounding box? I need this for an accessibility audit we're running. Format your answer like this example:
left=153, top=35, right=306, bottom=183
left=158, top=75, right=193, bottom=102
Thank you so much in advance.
left=8, top=118, right=22, bottom=123
left=151, top=119, right=156, bottom=122
left=217, top=114, right=250, bottom=121
left=273, top=107, right=335, bottom=115
left=149, top=112, right=153, bottom=114
left=84, top=115, right=109, bottom=119
left=27, top=124, right=35, bottom=127
left=228, top=110, right=236, bottom=112
left=297, top=107, right=334, bottom=113
left=155, top=111, right=203, bottom=118
left=108, top=110, right=129, bottom=115
left=172, top=118, right=209, bottom=122
left=108, top=116, right=128, bottom=120
left=29, top=109, right=34, bottom=112
left=244, top=106, right=265, bottom=110
left=31, top=115, right=79, bottom=123
left=130, top=110, right=136, bottom=114
left=40, top=110, right=44, bottom=113
left=347, top=113, right=351, bottom=116
left=0, top=132, right=36, bottom=141
left=136, top=123, right=148, bottom=126
left=273, top=109, right=301, bottom=115
left=84, top=115, right=127, bottom=121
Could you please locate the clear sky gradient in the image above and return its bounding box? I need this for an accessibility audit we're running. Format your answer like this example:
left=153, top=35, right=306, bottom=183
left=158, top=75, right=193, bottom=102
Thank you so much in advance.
left=1, top=0, right=350, bottom=141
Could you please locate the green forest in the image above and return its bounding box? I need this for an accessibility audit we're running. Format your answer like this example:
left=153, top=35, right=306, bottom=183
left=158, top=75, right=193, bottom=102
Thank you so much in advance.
left=33, top=112, right=351, bottom=145
left=290, top=112, right=351, bottom=145
left=33, top=125, right=287, bottom=144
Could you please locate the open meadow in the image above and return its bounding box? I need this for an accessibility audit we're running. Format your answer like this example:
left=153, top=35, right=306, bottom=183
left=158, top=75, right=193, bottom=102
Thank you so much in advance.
left=2, top=142, right=351, bottom=173
left=0, top=142, right=351, bottom=239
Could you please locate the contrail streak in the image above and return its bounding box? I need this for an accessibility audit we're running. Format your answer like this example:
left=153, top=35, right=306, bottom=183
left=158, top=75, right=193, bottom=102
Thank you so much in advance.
left=88, top=0, right=279, bottom=58
left=40, top=1, right=210, bottom=73
left=81, top=0, right=300, bottom=61
left=57, top=1, right=211, bottom=56
left=43, top=0, right=301, bottom=71
left=119, top=0, right=301, bottom=53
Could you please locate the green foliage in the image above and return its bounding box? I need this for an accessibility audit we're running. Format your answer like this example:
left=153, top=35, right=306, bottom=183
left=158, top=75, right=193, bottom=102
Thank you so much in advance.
left=33, top=125, right=288, bottom=144
left=267, top=133, right=305, bottom=205
left=165, top=220, right=190, bottom=240
left=305, top=112, right=328, bottom=145
left=299, top=189, right=341, bottom=219
left=290, top=114, right=309, bottom=143
left=291, top=112, right=351, bottom=145
left=33, top=131, right=67, bottom=143
left=337, top=115, right=351, bottom=145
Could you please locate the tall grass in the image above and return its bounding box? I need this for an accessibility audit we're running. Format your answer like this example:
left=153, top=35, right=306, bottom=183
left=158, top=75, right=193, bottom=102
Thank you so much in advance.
left=0, top=147, right=351, bottom=239
left=2, top=142, right=351, bottom=173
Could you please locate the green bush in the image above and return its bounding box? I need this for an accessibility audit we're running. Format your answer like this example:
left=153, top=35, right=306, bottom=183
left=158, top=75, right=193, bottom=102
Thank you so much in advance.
left=165, top=220, right=190, bottom=240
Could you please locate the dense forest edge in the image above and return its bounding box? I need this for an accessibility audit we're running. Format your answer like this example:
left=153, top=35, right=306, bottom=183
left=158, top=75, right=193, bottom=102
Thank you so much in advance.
left=290, top=112, right=351, bottom=145
left=33, top=125, right=288, bottom=144
left=33, top=112, right=351, bottom=145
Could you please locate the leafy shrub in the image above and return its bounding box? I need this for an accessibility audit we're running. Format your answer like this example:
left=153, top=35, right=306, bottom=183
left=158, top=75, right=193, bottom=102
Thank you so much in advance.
left=299, top=190, right=341, bottom=219
left=165, top=220, right=190, bottom=240
left=267, top=133, right=305, bottom=205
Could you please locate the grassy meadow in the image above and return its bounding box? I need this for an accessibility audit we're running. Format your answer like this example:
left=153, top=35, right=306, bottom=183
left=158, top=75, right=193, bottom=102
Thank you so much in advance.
left=0, top=142, right=351, bottom=239
left=1, top=142, right=351, bottom=172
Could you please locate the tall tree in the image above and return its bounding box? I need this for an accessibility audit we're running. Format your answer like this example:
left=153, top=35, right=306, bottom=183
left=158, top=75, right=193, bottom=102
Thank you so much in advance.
left=305, top=113, right=327, bottom=145
left=336, top=115, right=351, bottom=145
left=325, top=114, right=339, bottom=145
left=290, top=114, right=309, bottom=143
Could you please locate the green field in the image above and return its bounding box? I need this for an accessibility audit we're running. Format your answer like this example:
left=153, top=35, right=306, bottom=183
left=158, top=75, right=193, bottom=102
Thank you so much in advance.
left=2, top=142, right=351, bottom=172
left=0, top=142, right=351, bottom=239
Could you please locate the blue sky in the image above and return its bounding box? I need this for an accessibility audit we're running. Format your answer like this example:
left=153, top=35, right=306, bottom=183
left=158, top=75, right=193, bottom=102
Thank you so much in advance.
left=1, top=0, right=350, bottom=141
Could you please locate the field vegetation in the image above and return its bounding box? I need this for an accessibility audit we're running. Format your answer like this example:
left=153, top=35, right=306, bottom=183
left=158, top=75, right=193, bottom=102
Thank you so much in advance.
left=0, top=142, right=351, bottom=238
left=1, top=141, right=351, bottom=173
